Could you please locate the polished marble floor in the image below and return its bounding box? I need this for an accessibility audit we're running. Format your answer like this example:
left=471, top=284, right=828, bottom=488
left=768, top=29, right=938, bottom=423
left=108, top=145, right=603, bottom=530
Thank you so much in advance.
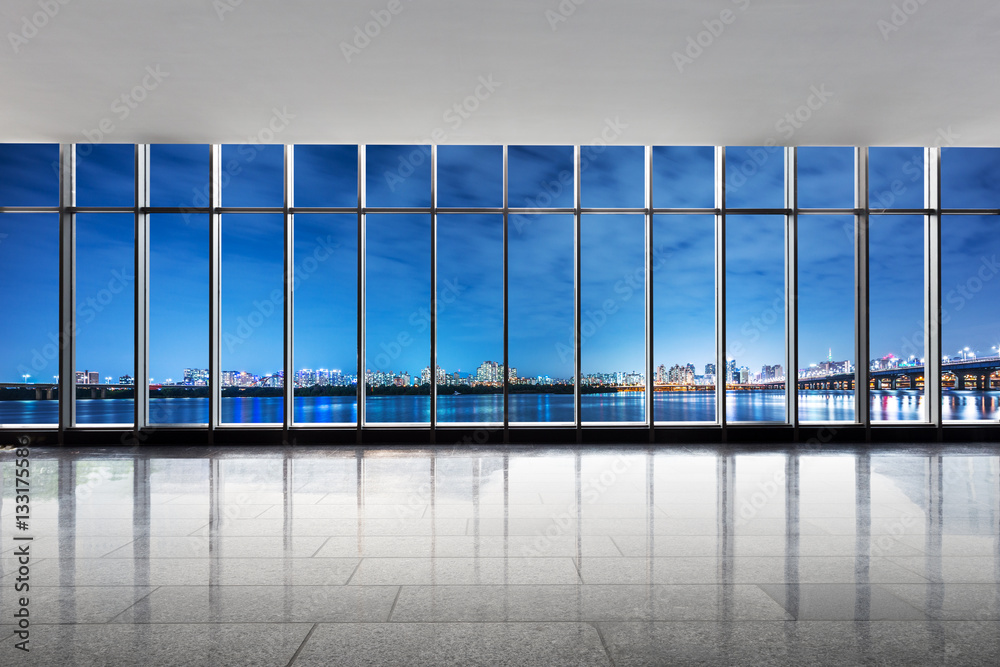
left=0, top=444, right=998, bottom=666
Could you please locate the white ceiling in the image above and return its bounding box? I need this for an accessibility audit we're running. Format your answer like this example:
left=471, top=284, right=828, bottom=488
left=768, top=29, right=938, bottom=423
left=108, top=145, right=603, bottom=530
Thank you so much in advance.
left=2, top=0, right=998, bottom=146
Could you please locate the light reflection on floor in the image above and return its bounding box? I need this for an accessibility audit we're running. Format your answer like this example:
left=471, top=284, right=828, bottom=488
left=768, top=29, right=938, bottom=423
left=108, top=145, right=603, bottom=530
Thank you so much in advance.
left=1, top=445, right=998, bottom=666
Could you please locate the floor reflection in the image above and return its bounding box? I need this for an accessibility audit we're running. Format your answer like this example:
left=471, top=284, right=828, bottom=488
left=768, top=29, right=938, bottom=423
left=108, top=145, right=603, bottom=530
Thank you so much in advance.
left=1, top=445, right=998, bottom=665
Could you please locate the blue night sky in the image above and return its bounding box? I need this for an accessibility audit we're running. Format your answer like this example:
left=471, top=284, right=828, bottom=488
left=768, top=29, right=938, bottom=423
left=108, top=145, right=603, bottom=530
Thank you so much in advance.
left=0, top=143, right=997, bottom=384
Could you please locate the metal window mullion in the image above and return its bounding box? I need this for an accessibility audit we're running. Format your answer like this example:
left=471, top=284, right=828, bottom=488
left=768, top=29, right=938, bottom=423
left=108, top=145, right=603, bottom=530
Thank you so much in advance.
left=283, top=145, right=294, bottom=431
left=358, top=146, right=366, bottom=435
left=785, top=147, right=799, bottom=430
left=925, top=147, right=942, bottom=429
left=134, top=144, right=149, bottom=431
left=502, top=145, right=509, bottom=436
left=645, top=146, right=654, bottom=438
left=430, top=145, right=437, bottom=442
left=209, top=145, right=222, bottom=432
left=574, top=145, right=582, bottom=436
left=715, top=147, right=727, bottom=432
left=855, top=148, right=871, bottom=432
left=58, top=144, right=76, bottom=433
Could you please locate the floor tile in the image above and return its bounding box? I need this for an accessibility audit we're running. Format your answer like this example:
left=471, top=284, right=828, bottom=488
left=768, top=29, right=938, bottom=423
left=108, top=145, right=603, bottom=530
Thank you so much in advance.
left=0, top=623, right=311, bottom=667
left=596, top=620, right=1000, bottom=666
left=293, top=622, right=612, bottom=666
left=100, top=535, right=329, bottom=559
left=888, top=556, right=1000, bottom=583
left=0, top=586, right=155, bottom=624
left=311, top=534, right=623, bottom=558
left=390, top=584, right=790, bottom=622
left=193, top=517, right=468, bottom=537
left=611, top=534, right=925, bottom=558
left=878, top=583, right=1000, bottom=620
left=347, top=557, right=581, bottom=585
left=756, top=583, right=928, bottom=620
left=110, top=585, right=399, bottom=623
left=28, top=557, right=359, bottom=587
left=0, top=537, right=136, bottom=558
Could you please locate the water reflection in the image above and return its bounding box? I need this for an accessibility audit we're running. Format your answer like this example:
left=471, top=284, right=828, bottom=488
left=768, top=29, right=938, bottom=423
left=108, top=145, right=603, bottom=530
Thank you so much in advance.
left=2, top=389, right=999, bottom=424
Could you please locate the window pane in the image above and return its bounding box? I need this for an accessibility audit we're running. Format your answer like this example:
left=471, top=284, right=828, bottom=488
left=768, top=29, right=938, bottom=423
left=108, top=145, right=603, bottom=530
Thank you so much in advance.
left=0, top=214, right=59, bottom=425
left=365, top=146, right=432, bottom=208
left=869, top=147, right=923, bottom=210
left=437, top=146, right=502, bottom=208
left=797, top=215, right=855, bottom=421
left=508, top=214, right=575, bottom=422
left=150, top=144, right=209, bottom=208
left=869, top=215, right=925, bottom=421
left=725, top=146, right=784, bottom=209
left=76, top=144, right=134, bottom=207
left=581, top=146, right=644, bottom=208
left=581, top=214, right=645, bottom=422
left=942, top=148, right=1000, bottom=209
left=797, top=147, right=853, bottom=209
left=941, top=215, right=999, bottom=420
left=508, top=146, right=573, bottom=209
left=293, top=214, right=358, bottom=424
left=652, top=146, right=714, bottom=209
left=221, top=214, right=284, bottom=424
left=76, top=213, right=134, bottom=424
left=0, top=143, right=58, bottom=207
left=150, top=214, right=208, bottom=424
left=221, top=144, right=283, bottom=207
left=365, top=214, right=431, bottom=423
left=726, top=216, right=785, bottom=422
left=436, top=214, right=503, bottom=423
left=293, top=145, right=357, bottom=208
left=653, top=214, right=716, bottom=422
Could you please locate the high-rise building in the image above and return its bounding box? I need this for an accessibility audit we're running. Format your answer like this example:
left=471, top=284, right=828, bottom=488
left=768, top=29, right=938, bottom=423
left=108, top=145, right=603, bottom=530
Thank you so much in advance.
left=76, top=370, right=99, bottom=384
left=705, top=363, right=716, bottom=376
left=296, top=369, right=317, bottom=387
left=183, top=368, right=209, bottom=385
